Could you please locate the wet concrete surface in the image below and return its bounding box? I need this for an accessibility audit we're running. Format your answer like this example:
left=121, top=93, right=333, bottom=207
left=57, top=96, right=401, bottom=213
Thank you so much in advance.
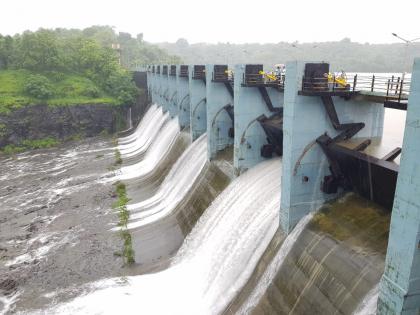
left=0, top=138, right=135, bottom=314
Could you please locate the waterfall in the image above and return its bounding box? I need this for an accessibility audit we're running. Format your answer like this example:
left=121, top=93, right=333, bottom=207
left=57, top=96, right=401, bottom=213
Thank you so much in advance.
left=46, top=159, right=282, bottom=315
left=118, top=104, right=159, bottom=145
left=353, top=285, right=379, bottom=315
left=125, top=133, right=207, bottom=229
left=236, top=213, right=314, bottom=314
left=118, top=110, right=168, bottom=158
left=114, top=118, right=180, bottom=181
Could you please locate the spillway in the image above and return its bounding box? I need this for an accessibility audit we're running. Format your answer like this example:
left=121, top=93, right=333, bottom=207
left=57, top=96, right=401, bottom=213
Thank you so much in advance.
left=46, top=159, right=282, bottom=315
left=126, top=133, right=207, bottom=229
left=118, top=107, right=169, bottom=159
left=239, top=193, right=388, bottom=315
left=117, top=104, right=159, bottom=145
left=123, top=133, right=230, bottom=265
left=113, top=118, right=180, bottom=181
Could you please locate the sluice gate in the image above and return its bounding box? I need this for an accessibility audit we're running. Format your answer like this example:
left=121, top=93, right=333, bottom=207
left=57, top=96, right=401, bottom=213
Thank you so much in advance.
left=144, top=58, right=420, bottom=314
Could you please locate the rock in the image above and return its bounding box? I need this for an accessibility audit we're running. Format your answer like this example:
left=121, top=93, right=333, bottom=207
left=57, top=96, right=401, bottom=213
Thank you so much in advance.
left=0, top=104, right=129, bottom=148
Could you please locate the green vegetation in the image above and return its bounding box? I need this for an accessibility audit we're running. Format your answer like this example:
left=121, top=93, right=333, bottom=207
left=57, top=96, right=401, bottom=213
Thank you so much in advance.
left=0, top=137, right=60, bottom=154
left=114, top=149, right=122, bottom=166
left=0, top=70, right=119, bottom=113
left=112, top=181, right=135, bottom=265
left=0, top=26, right=180, bottom=112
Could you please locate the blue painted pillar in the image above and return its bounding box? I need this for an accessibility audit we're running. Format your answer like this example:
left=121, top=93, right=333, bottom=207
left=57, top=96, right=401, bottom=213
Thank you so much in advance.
left=167, top=65, right=178, bottom=118
left=280, top=61, right=385, bottom=234
left=154, top=65, right=160, bottom=106
left=162, top=65, right=170, bottom=113
left=233, top=64, right=283, bottom=174
left=176, top=65, right=190, bottom=129
left=189, top=65, right=207, bottom=141
left=378, top=58, right=420, bottom=315
left=206, top=64, right=234, bottom=160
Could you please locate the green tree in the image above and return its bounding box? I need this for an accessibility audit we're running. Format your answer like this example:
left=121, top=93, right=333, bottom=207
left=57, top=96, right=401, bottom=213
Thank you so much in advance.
left=14, top=29, right=61, bottom=71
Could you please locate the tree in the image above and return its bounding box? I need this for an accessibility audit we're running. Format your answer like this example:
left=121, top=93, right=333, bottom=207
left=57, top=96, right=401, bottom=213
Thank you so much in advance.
left=14, top=29, right=61, bottom=71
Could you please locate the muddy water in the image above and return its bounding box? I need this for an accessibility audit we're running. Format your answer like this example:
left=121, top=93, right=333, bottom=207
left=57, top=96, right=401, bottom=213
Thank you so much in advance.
left=0, top=138, right=127, bottom=314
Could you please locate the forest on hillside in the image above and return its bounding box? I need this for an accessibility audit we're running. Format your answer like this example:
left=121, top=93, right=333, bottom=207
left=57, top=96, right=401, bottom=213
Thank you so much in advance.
left=0, top=26, right=180, bottom=111
left=158, top=38, right=420, bottom=72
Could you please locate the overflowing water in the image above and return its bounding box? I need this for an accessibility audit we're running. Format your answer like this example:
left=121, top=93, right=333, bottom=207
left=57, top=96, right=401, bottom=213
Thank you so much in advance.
left=237, top=213, right=314, bottom=314
left=112, top=117, right=180, bottom=181
left=244, top=193, right=389, bottom=315
left=118, top=104, right=159, bottom=145
left=353, top=285, right=379, bottom=315
left=125, top=133, right=207, bottom=229
left=118, top=107, right=169, bottom=158
left=45, top=159, right=282, bottom=315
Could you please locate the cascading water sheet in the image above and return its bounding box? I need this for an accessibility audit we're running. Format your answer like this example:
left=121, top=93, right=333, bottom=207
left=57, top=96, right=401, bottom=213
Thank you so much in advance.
left=236, top=213, right=314, bottom=314
left=118, top=104, right=159, bottom=145
left=118, top=110, right=169, bottom=158
left=45, top=159, right=282, bottom=315
left=112, top=118, right=180, bottom=181
left=125, top=133, right=207, bottom=229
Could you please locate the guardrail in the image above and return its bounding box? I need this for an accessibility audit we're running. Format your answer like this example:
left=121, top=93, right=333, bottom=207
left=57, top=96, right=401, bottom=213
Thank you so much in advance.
left=301, top=74, right=411, bottom=103
left=242, top=73, right=285, bottom=89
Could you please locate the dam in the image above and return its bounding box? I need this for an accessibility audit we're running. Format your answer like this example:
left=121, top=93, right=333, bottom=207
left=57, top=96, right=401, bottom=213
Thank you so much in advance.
left=0, top=59, right=419, bottom=315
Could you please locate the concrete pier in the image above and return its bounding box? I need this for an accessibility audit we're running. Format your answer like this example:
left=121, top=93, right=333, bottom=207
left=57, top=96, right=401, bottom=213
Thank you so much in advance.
left=155, top=65, right=162, bottom=107
left=378, top=58, right=420, bottom=315
left=189, top=65, right=207, bottom=141
left=233, top=64, right=283, bottom=174
left=279, top=61, right=385, bottom=233
left=176, top=65, right=190, bottom=129
left=206, top=64, right=234, bottom=160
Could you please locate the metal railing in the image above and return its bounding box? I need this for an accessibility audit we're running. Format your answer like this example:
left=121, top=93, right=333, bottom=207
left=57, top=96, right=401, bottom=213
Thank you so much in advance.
left=352, top=74, right=410, bottom=102
left=179, top=66, right=189, bottom=77
left=242, top=73, right=285, bottom=89
left=192, top=70, right=206, bottom=80
left=301, top=74, right=411, bottom=103
left=169, top=66, right=176, bottom=76
left=212, top=71, right=234, bottom=82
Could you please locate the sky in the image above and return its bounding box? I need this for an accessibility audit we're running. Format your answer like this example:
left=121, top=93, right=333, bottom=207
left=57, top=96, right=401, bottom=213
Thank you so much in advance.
left=1, top=0, right=420, bottom=44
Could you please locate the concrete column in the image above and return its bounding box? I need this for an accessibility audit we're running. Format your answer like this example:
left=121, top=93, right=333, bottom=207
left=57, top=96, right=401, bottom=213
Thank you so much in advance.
left=378, top=58, right=420, bottom=315
left=156, top=65, right=163, bottom=108
left=189, top=65, right=207, bottom=141
left=176, top=65, right=190, bottom=129
left=167, top=65, right=177, bottom=118
left=280, top=61, right=385, bottom=234
left=233, top=64, right=283, bottom=174
left=205, top=64, right=234, bottom=160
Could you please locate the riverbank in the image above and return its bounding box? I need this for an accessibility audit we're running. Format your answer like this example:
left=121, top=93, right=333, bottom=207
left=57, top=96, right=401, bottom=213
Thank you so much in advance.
left=0, top=137, right=133, bottom=313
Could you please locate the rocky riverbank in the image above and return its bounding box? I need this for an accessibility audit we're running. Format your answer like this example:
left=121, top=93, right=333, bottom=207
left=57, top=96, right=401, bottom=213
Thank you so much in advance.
left=0, top=104, right=129, bottom=149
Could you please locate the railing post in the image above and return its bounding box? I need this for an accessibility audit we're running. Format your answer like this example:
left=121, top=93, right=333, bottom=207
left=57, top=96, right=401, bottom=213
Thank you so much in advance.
left=371, top=75, right=375, bottom=92
left=399, top=79, right=404, bottom=103
left=353, top=74, right=357, bottom=92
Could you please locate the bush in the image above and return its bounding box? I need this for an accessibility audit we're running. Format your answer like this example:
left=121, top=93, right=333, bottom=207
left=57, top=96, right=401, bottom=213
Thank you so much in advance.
left=103, top=72, right=139, bottom=105
left=81, top=85, right=100, bottom=98
left=23, top=74, right=54, bottom=99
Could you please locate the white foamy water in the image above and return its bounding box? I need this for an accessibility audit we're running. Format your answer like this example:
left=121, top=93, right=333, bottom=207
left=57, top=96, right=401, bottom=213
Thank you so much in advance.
left=353, top=285, right=379, bottom=315
left=125, top=133, right=207, bottom=229
left=118, top=104, right=159, bottom=145
left=118, top=109, right=169, bottom=158
left=237, top=212, right=314, bottom=314
left=112, top=118, right=180, bottom=181
left=45, top=159, right=282, bottom=315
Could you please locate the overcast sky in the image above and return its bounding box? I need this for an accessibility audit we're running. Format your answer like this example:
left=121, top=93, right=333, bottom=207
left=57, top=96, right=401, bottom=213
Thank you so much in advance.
left=1, top=0, right=419, bottom=44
